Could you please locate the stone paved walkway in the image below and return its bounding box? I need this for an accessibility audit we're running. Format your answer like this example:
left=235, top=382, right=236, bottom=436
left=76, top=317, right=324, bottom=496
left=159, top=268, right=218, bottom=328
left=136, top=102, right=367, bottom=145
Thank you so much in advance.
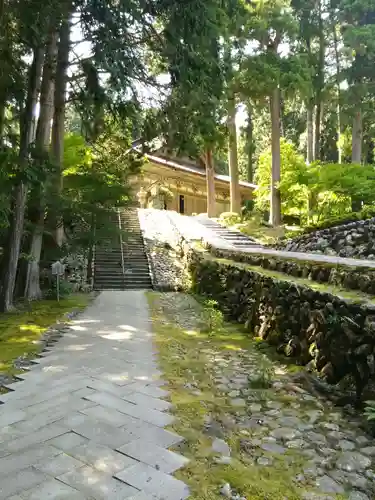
left=0, top=291, right=189, bottom=500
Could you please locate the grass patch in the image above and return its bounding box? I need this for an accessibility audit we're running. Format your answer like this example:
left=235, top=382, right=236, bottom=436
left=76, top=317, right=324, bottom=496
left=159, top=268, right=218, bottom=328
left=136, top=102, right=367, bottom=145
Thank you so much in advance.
left=147, top=291, right=318, bottom=500
left=0, top=294, right=91, bottom=376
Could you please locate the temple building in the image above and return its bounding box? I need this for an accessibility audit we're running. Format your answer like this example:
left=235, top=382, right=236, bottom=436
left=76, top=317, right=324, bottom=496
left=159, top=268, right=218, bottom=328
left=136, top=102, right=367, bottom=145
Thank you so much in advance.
left=132, top=151, right=256, bottom=216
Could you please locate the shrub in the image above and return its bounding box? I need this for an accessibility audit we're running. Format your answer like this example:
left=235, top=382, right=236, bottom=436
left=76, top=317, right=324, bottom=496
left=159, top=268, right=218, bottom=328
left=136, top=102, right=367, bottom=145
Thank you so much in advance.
left=255, top=139, right=309, bottom=220
left=364, top=401, right=375, bottom=422
left=219, top=212, right=242, bottom=226
left=45, top=279, right=73, bottom=300
left=201, top=299, right=224, bottom=334
left=301, top=205, right=375, bottom=234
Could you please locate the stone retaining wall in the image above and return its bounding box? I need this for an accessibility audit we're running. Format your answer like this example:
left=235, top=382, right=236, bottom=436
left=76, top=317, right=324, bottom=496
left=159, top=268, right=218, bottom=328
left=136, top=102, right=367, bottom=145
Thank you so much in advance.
left=210, top=246, right=375, bottom=296
left=281, top=218, right=375, bottom=259
left=188, top=249, right=375, bottom=402
left=138, top=209, right=187, bottom=291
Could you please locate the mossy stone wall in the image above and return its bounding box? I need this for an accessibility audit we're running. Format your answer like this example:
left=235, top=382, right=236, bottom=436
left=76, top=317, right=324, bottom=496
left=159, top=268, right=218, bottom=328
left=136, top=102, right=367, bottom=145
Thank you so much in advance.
left=188, top=250, right=375, bottom=401
left=211, top=246, right=375, bottom=296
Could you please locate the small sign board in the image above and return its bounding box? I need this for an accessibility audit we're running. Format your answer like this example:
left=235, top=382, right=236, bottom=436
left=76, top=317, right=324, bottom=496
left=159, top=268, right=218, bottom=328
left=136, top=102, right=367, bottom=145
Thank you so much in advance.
left=51, top=261, right=65, bottom=276
left=51, top=261, right=65, bottom=302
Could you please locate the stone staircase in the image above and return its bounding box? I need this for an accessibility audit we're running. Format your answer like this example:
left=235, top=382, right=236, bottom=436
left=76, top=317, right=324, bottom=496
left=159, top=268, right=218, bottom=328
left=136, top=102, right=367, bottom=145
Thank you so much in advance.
left=193, top=216, right=262, bottom=249
left=120, top=208, right=153, bottom=289
left=94, top=209, right=152, bottom=290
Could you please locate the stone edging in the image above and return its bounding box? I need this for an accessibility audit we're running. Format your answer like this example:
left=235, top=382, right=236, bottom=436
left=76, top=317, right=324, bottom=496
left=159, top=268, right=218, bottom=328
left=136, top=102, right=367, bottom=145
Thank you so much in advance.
left=0, top=305, right=88, bottom=392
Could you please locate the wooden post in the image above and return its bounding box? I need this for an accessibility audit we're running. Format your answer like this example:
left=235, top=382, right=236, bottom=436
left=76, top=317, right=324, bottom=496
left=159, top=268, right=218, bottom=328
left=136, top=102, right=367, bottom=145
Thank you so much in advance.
left=204, top=148, right=216, bottom=218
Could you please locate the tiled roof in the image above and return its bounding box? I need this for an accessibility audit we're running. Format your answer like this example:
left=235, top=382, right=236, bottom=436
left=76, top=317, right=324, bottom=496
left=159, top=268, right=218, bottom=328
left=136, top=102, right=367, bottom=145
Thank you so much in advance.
left=146, top=154, right=257, bottom=189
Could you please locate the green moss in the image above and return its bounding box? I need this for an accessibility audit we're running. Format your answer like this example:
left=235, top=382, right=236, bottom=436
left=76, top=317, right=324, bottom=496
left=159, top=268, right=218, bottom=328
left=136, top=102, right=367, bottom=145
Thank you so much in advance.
left=0, top=294, right=91, bottom=376
left=206, top=253, right=375, bottom=306
left=252, top=338, right=303, bottom=374
left=146, top=291, right=323, bottom=500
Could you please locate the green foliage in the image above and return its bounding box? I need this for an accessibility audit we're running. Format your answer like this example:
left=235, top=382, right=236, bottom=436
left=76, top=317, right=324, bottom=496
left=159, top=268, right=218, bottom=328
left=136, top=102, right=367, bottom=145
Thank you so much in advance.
left=219, top=211, right=242, bottom=226
left=201, top=299, right=224, bottom=335
left=157, top=0, right=229, bottom=155
left=302, top=207, right=375, bottom=233
left=248, top=358, right=274, bottom=389
left=310, top=163, right=375, bottom=205
left=364, top=400, right=375, bottom=421
left=255, top=139, right=309, bottom=219
left=55, top=127, right=142, bottom=254
left=255, top=138, right=375, bottom=226
left=45, top=278, right=73, bottom=300
left=147, top=184, right=174, bottom=204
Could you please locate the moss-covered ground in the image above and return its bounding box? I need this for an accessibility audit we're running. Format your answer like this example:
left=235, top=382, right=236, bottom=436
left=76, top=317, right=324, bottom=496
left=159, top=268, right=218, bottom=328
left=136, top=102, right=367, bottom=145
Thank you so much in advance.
left=0, top=294, right=91, bottom=377
left=147, top=291, right=348, bottom=500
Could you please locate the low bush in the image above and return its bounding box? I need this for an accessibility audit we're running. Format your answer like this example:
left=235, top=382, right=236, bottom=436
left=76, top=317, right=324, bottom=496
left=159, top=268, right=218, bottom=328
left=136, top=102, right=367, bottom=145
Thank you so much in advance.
left=45, top=279, right=74, bottom=300
left=301, top=206, right=375, bottom=234
left=219, top=211, right=242, bottom=226
left=201, top=299, right=224, bottom=334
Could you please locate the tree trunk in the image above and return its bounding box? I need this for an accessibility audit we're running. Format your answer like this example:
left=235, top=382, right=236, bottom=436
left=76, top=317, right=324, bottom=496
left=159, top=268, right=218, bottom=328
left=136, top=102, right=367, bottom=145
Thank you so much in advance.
left=314, top=1, right=325, bottom=161
left=227, top=94, right=241, bottom=214
left=352, top=110, right=362, bottom=164
left=52, top=16, right=71, bottom=246
left=280, top=96, right=285, bottom=137
left=86, top=214, right=95, bottom=282
left=246, top=101, right=254, bottom=183
left=0, top=47, right=44, bottom=312
left=307, top=102, right=314, bottom=164
left=25, top=31, right=57, bottom=300
left=332, top=19, right=342, bottom=163
left=314, top=101, right=322, bottom=161
left=0, top=98, right=5, bottom=145
left=204, top=148, right=216, bottom=218
left=269, top=87, right=281, bottom=227
left=24, top=212, right=44, bottom=300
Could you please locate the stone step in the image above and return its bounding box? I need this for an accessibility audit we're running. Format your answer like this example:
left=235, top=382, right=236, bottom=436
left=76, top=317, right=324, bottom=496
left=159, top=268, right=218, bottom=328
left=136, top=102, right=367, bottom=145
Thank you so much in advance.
left=94, top=278, right=126, bottom=284
left=122, top=255, right=148, bottom=260
left=196, top=218, right=260, bottom=245
left=95, top=254, right=122, bottom=258
left=95, top=250, right=122, bottom=254
left=230, top=241, right=262, bottom=246
left=94, top=285, right=152, bottom=290
left=123, top=272, right=151, bottom=277
left=94, top=280, right=152, bottom=287
left=97, top=262, right=149, bottom=268
left=95, top=252, right=122, bottom=255
left=94, top=262, right=123, bottom=267
left=94, top=209, right=152, bottom=290
left=124, top=254, right=147, bottom=258
left=124, top=278, right=152, bottom=284
left=95, top=272, right=151, bottom=279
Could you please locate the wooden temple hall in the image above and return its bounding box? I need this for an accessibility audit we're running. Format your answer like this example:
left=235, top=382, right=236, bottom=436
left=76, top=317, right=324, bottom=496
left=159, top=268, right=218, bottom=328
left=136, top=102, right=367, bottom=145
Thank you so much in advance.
left=131, top=152, right=256, bottom=216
